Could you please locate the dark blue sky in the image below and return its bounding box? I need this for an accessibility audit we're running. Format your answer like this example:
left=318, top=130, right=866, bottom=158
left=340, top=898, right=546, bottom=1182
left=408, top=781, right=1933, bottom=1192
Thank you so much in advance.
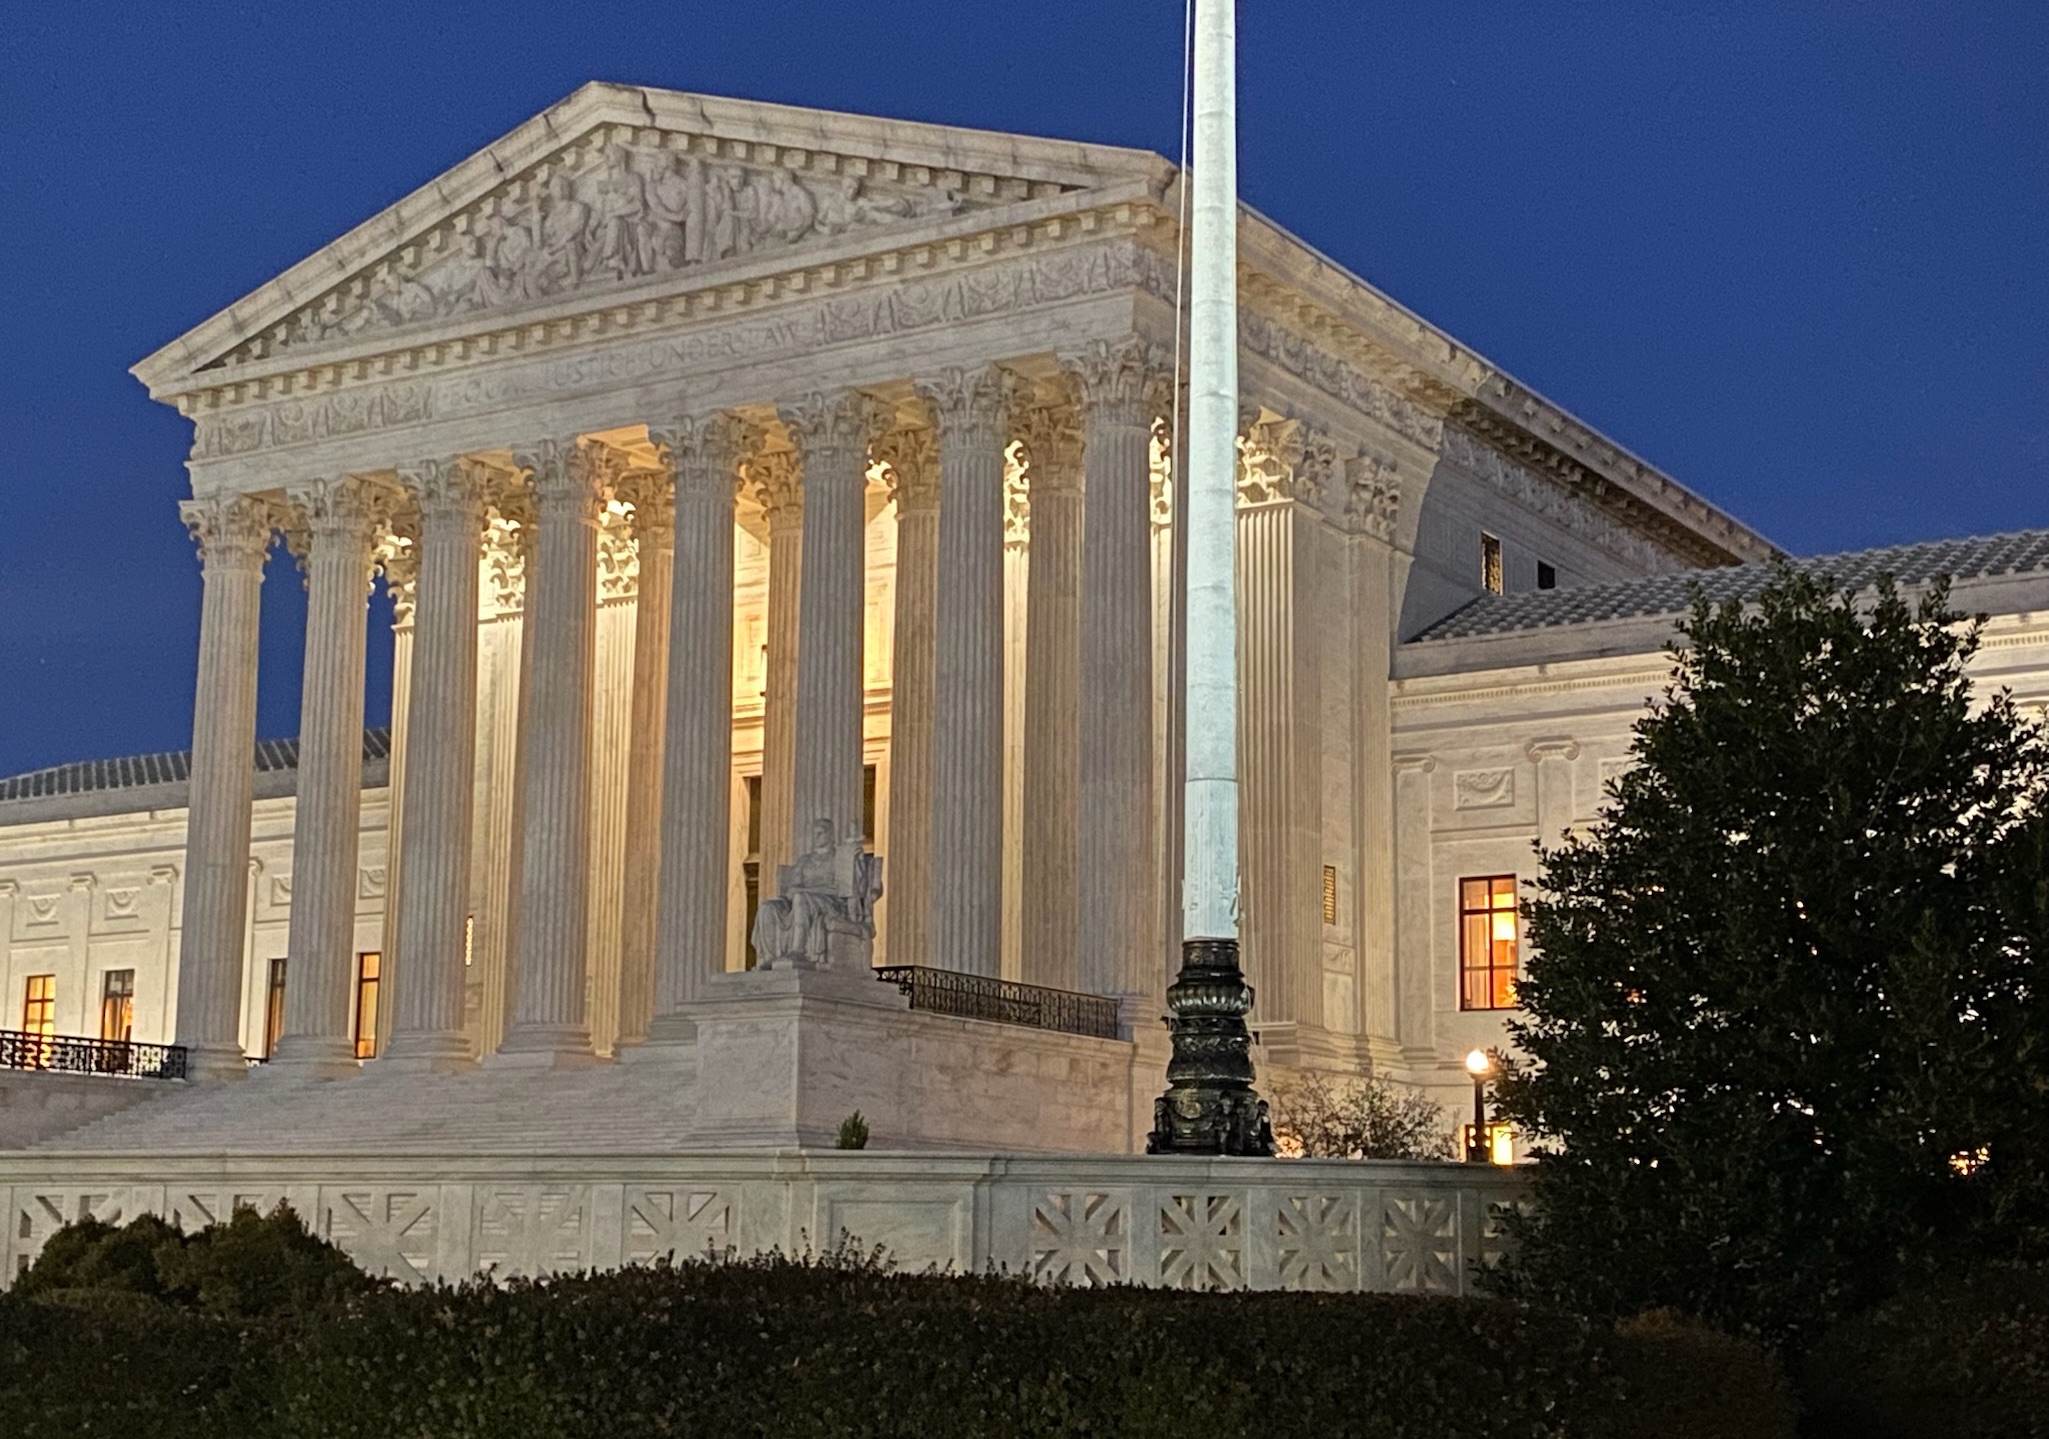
left=1, top=1, right=2042, bottom=778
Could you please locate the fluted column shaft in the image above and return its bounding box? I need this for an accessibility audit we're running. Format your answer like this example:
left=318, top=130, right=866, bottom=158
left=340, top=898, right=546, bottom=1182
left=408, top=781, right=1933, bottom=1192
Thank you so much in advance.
left=273, top=478, right=383, bottom=1073
left=500, top=440, right=603, bottom=1059
left=175, top=495, right=275, bottom=1078
left=650, top=416, right=743, bottom=1035
left=922, top=368, right=1010, bottom=977
left=1020, top=402, right=1085, bottom=992
left=1068, top=339, right=1160, bottom=1011
left=385, top=460, right=487, bottom=1065
left=782, top=391, right=882, bottom=844
left=753, top=453, right=803, bottom=876
left=876, top=427, right=939, bottom=969
left=614, top=467, right=676, bottom=1047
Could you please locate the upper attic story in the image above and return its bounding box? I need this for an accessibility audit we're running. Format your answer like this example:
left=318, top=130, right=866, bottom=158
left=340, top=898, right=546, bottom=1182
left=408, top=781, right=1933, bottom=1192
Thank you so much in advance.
left=129, top=82, right=1774, bottom=585
left=1395, top=527, right=2049, bottom=681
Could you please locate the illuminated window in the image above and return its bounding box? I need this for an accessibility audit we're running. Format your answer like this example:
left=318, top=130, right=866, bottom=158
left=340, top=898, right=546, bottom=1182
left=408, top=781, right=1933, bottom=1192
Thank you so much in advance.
left=21, top=976, right=56, bottom=1058
left=263, top=957, right=287, bottom=1059
left=1536, top=560, right=1557, bottom=591
left=463, top=915, right=475, bottom=967
left=742, top=774, right=763, bottom=970
left=1321, top=865, right=1338, bottom=925
left=353, top=952, right=381, bottom=1060
left=1481, top=533, right=1503, bottom=595
left=1459, top=876, right=1520, bottom=1010
left=1460, top=1120, right=1516, bottom=1165
left=98, top=970, right=135, bottom=1044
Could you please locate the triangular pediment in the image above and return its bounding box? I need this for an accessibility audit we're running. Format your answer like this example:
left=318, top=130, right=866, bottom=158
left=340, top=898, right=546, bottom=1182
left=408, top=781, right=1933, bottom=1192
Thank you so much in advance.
left=136, top=82, right=1168, bottom=393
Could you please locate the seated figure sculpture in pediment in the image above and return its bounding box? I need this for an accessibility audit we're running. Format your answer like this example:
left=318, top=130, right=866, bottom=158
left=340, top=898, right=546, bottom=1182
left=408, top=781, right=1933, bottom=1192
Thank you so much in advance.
left=751, top=818, right=884, bottom=971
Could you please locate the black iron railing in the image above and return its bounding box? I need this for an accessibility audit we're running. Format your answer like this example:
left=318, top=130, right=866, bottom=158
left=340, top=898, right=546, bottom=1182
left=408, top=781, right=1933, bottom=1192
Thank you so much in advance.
left=0, top=1029, right=188, bottom=1080
left=874, top=966, right=1122, bottom=1040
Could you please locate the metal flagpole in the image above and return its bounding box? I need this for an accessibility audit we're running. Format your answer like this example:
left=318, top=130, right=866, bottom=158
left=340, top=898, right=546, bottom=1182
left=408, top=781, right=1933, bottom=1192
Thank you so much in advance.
left=1147, top=0, right=1273, bottom=1156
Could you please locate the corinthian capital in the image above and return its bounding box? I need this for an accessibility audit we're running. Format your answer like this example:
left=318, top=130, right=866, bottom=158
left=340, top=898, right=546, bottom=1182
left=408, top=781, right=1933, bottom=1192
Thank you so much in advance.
left=1059, top=336, right=1168, bottom=426
left=514, top=437, right=609, bottom=519
left=400, top=456, right=491, bottom=528
left=1235, top=409, right=1306, bottom=507
left=743, top=446, right=802, bottom=522
left=180, top=492, right=280, bottom=575
left=871, top=423, right=940, bottom=516
left=651, top=412, right=748, bottom=509
left=778, top=389, right=890, bottom=477
left=1016, top=391, right=1084, bottom=499
left=914, top=364, right=1010, bottom=450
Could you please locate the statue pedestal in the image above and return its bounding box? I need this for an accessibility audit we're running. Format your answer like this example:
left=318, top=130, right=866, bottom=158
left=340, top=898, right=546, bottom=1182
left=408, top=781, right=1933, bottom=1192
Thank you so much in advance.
left=677, top=965, right=1141, bottom=1152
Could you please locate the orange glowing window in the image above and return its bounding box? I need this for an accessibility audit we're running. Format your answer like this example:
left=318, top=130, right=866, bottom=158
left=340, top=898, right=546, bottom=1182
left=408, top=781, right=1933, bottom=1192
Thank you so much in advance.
left=21, top=975, right=55, bottom=1039
left=353, top=952, right=381, bottom=1060
left=1459, top=876, right=1520, bottom=1011
left=99, top=969, right=135, bottom=1044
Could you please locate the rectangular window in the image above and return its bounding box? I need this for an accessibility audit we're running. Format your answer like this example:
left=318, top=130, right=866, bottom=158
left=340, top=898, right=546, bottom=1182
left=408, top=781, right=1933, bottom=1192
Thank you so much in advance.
left=21, top=975, right=56, bottom=1053
left=98, top=970, right=135, bottom=1044
left=263, top=957, right=288, bottom=1059
left=1481, top=533, right=1503, bottom=595
left=743, top=773, right=764, bottom=970
left=1321, top=865, right=1338, bottom=925
left=1536, top=560, right=1557, bottom=591
left=1459, top=876, right=1520, bottom=1010
left=353, top=952, right=381, bottom=1060
left=463, top=915, right=475, bottom=968
left=862, top=763, right=878, bottom=841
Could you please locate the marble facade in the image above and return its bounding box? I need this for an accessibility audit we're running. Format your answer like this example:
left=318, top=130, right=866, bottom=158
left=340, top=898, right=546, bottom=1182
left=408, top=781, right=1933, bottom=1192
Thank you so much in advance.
left=7, top=81, right=2040, bottom=1174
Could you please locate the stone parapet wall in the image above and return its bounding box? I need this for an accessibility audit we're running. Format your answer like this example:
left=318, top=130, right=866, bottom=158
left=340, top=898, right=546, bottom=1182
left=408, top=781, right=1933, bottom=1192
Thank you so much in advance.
left=0, top=1151, right=1526, bottom=1294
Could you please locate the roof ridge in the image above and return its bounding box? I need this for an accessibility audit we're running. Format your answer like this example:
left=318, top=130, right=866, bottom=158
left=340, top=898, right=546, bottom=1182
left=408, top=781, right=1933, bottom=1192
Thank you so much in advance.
left=1412, top=526, right=2049, bottom=644
left=0, top=728, right=394, bottom=802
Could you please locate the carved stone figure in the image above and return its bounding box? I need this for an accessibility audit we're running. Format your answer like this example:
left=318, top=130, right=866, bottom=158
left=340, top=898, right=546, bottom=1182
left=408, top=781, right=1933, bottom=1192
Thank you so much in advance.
left=704, top=164, right=742, bottom=261
left=583, top=146, right=649, bottom=280
left=641, top=151, right=692, bottom=271
left=751, top=818, right=884, bottom=970
left=534, top=173, right=591, bottom=294
left=761, top=168, right=817, bottom=245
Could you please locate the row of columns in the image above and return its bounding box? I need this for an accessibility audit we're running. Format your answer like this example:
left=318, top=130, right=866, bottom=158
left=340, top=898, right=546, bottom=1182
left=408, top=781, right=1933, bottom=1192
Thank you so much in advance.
left=171, top=338, right=1171, bottom=1077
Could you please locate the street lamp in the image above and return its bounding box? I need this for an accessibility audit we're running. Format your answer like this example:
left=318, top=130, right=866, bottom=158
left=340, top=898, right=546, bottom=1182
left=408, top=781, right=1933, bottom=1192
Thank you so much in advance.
left=1464, top=1048, right=1493, bottom=1163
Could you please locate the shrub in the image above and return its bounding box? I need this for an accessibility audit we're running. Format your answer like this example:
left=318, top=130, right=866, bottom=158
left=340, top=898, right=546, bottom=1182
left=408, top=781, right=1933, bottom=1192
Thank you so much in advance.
left=1269, top=1071, right=1452, bottom=1160
left=835, top=1109, right=870, bottom=1149
left=0, top=1220, right=1799, bottom=1439
left=1798, top=1263, right=2049, bottom=1439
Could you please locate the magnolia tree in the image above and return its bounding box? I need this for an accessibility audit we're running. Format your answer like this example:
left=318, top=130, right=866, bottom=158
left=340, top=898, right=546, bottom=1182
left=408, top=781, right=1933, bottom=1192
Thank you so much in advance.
left=1492, top=570, right=2049, bottom=1350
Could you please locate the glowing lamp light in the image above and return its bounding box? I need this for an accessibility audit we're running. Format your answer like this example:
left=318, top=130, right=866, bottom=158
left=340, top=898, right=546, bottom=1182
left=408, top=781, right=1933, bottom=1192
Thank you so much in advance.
left=1490, top=1128, right=1515, bottom=1166
left=1465, top=1048, right=1492, bottom=1076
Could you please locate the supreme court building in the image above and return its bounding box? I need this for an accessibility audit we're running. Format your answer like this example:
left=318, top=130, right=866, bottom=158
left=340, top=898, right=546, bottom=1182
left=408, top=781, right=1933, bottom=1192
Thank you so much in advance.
left=0, top=85, right=2042, bottom=1288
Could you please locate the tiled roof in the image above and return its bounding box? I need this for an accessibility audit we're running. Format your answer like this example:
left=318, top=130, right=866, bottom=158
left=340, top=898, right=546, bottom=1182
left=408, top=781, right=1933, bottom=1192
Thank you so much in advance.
left=0, top=729, right=392, bottom=803
left=1412, top=529, right=2049, bottom=643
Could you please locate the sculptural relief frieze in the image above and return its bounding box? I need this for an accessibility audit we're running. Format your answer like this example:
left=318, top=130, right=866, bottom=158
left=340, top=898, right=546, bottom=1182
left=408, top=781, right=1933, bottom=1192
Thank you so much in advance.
left=1440, top=426, right=1666, bottom=573
left=230, top=126, right=1000, bottom=363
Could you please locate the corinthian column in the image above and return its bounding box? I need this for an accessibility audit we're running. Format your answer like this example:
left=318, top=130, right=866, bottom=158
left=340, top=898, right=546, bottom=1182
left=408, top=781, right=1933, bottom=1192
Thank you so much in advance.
left=1064, top=337, right=1163, bottom=1016
left=271, top=475, right=388, bottom=1075
left=916, top=367, right=1010, bottom=977
left=612, top=462, right=676, bottom=1048
left=647, top=413, right=744, bottom=1039
left=1018, top=391, right=1085, bottom=992
left=750, top=448, right=802, bottom=877
left=498, top=439, right=604, bottom=1062
left=176, top=493, right=276, bottom=1079
left=779, top=390, right=885, bottom=847
left=873, top=424, right=939, bottom=970
left=383, top=457, right=489, bottom=1067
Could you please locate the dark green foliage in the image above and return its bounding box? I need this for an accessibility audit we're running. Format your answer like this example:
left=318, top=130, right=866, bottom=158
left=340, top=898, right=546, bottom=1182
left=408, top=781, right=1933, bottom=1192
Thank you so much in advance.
left=0, top=1218, right=1796, bottom=1439
left=1799, top=1262, right=2049, bottom=1439
left=1492, top=568, right=2049, bottom=1351
left=835, top=1109, right=870, bottom=1149
left=13, top=1200, right=375, bottom=1319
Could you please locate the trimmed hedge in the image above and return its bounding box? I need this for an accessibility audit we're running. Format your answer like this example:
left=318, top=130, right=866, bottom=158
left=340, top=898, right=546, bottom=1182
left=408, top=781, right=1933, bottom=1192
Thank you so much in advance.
left=0, top=1210, right=1797, bottom=1439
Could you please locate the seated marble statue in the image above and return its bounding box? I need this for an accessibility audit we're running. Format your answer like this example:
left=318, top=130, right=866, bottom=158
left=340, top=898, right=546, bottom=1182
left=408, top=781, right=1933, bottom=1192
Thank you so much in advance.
left=751, top=818, right=884, bottom=970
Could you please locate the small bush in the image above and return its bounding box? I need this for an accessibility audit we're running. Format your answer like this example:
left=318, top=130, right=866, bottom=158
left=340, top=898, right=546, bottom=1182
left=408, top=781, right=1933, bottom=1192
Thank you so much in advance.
left=835, top=1109, right=870, bottom=1149
left=1269, top=1070, right=1452, bottom=1160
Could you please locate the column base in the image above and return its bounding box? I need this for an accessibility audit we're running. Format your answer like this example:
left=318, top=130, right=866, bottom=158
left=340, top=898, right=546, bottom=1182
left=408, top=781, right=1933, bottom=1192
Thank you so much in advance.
left=262, top=1035, right=361, bottom=1079
left=378, top=1031, right=476, bottom=1073
left=634, top=1012, right=701, bottom=1048
left=487, top=1023, right=603, bottom=1068
left=1147, top=938, right=1276, bottom=1157
left=177, top=1042, right=252, bottom=1082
